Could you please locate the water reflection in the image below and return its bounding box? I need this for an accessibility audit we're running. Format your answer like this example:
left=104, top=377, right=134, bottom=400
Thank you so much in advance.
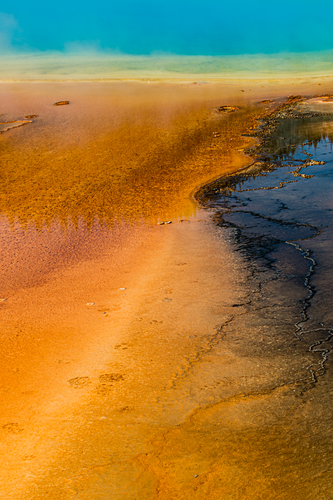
left=194, top=113, right=333, bottom=497
left=261, top=115, right=333, bottom=161
left=0, top=92, right=260, bottom=295
left=200, top=115, right=333, bottom=368
left=0, top=96, right=259, bottom=230
left=0, top=215, right=135, bottom=294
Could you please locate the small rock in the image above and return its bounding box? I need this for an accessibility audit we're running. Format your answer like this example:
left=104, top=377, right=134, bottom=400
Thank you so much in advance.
left=158, top=221, right=172, bottom=225
left=162, top=298, right=172, bottom=302
left=86, top=302, right=95, bottom=306
left=218, top=106, right=238, bottom=113
left=194, top=475, right=198, bottom=478
left=54, top=101, right=70, bottom=106
left=304, top=159, right=325, bottom=166
left=25, top=114, right=38, bottom=119
left=118, top=287, right=126, bottom=290
left=0, top=298, right=7, bottom=303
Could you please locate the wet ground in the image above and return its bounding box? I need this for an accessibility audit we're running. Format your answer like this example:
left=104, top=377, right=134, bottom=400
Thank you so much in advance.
left=2, top=83, right=333, bottom=499
left=194, top=101, right=333, bottom=498
left=0, top=81, right=264, bottom=499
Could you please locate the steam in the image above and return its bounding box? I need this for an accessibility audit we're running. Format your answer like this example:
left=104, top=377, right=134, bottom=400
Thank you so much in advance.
left=0, top=12, right=20, bottom=52
left=64, top=40, right=103, bottom=54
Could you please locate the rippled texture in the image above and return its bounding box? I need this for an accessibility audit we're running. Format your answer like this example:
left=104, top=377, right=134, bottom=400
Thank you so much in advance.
left=3, top=84, right=333, bottom=499
left=193, top=107, right=333, bottom=498
left=0, top=82, right=261, bottom=228
left=0, top=82, right=264, bottom=499
left=3, top=51, right=333, bottom=80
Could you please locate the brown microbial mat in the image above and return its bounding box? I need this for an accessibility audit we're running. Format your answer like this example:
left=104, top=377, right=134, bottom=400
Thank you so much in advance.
left=1, top=82, right=333, bottom=499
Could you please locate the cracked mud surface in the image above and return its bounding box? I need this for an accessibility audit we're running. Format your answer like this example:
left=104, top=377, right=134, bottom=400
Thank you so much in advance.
left=198, top=97, right=333, bottom=388
left=187, top=97, right=333, bottom=498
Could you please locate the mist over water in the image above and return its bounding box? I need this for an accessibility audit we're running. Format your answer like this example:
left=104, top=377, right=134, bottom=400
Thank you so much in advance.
left=1, top=51, right=333, bottom=80
left=1, top=0, right=333, bottom=79
left=2, top=0, right=333, bottom=54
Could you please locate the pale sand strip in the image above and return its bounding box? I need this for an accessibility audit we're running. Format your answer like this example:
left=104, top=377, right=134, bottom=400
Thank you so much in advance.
left=1, top=211, right=248, bottom=499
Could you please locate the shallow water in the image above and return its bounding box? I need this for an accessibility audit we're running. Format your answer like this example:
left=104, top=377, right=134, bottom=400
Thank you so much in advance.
left=0, top=82, right=262, bottom=499
left=204, top=115, right=333, bottom=336
left=3, top=84, right=333, bottom=498
left=194, top=114, right=333, bottom=498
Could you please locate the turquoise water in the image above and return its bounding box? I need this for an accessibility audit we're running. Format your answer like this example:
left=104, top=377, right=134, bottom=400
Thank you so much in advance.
left=2, top=0, right=333, bottom=55
left=1, top=1, right=333, bottom=77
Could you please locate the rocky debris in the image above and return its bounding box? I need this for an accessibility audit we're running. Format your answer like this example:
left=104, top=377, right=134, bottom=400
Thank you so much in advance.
left=291, top=164, right=319, bottom=179
left=24, top=114, right=38, bottom=119
left=218, top=106, right=238, bottom=113
left=304, top=159, right=326, bottom=166
left=292, top=167, right=314, bottom=179
left=54, top=101, right=70, bottom=106
left=286, top=95, right=304, bottom=103
left=259, top=99, right=273, bottom=104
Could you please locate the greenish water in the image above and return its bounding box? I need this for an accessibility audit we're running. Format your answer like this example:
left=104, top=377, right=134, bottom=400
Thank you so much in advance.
left=3, top=0, right=333, bottom=80
left=1, top=50, right=333, bottom=80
